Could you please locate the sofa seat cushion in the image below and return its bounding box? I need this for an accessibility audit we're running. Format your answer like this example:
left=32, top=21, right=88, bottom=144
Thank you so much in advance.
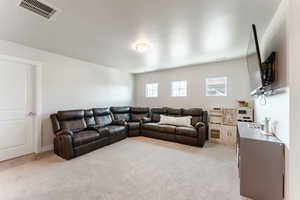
left=142, top=123, right=160, bottom=131
left=176, top=127, right=198, bottom=137
left=128, top=122, right=140, bottom=130
left=142, top=123, right=175, bottom=134
left=96, top=127, right=110, bottom=137
left=158, top=124, right=176, bottom=133
left=73, top=130, right=101, bottom=147
left=106, top=125, right=126, bottom=135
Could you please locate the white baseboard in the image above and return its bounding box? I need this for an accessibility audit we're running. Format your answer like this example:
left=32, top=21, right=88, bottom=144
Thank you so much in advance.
left=41, top=144, right=53, bottom=152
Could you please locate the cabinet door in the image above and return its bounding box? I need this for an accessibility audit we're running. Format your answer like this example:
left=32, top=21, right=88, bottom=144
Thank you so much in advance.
left=209, top=124, right=222, bottom=143
left=240, top=139, right=284, bottom=200
left=221, top=125, right=237, bottom=146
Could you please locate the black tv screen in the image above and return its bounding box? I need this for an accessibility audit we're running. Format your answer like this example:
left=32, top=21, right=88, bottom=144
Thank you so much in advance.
left=247, top=24, right=263, bottom=95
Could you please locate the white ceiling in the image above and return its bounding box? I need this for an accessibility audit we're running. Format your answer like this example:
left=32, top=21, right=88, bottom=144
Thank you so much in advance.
left=0, top=0, right=281, bottom=73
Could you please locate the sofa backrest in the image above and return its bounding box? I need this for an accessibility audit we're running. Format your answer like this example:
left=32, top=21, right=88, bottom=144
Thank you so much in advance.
left=93, top=108, right=113, bottom=127
left=151, top=107, right=167, bottom=122
left=166, top=107, right=182, bottom=116
left=84, top=109, right=96, bottom=127
left=130, top=107, right=150, bottom=122
left=110, top=106, right=130, bottom=121
left=56, top=110, right=87, bottom=133
left=149, top=107, right=207, bottom=126
left=182, top=108, right=206, bottom=126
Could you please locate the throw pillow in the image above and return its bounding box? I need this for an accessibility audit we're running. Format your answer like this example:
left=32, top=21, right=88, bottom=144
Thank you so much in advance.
left=159, top=115, right=192, bottom=127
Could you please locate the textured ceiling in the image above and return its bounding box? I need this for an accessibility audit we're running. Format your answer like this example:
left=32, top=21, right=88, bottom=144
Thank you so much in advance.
left=0, top=0, right=281, bottom=73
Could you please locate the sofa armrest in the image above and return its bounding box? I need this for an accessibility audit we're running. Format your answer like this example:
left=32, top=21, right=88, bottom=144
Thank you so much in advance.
left=56, top=129, right=74, bottom=137
left=112, top=120, right=127, bottom=126
left=194, top=122, right=206, bottom=147
left=195, top=122, right=205, bottom=129
left=53, top=134, right=74, bottom=160
left=50, top=114, right=60, bottom=133
left=141, top=117, right=151, bottom=124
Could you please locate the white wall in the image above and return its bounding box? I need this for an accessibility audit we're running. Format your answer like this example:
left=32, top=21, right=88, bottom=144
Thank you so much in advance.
left=254, top=0, right=289, bottom=144
left=134, top=58, right=250, bottom=110
left=288, top=0, right=300, bottom=199
left=253, top=0, right=290, bottom=198
left=0, top=40, right=135, bottom=149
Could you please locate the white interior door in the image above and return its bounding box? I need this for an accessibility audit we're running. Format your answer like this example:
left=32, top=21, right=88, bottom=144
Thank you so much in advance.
left=0, top=60, right=34, bottom=161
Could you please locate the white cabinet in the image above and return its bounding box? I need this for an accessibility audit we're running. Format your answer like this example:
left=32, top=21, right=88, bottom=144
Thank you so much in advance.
left=209, top=123, right=237, bottom=147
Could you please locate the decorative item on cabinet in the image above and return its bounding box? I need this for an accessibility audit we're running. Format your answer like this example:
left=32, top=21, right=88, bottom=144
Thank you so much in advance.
left=236, top=100, right=254, bottom=122
left=209, top=106, right=223, bottom=124
left=237, top=107, right=254, bottom=122
left=223, top=108, right=237, bottom=126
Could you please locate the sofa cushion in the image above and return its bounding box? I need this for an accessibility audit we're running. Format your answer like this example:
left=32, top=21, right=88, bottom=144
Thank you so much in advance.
left=110, top=106, right=130, bottom=121
left=142, top=122, right=160, bottom=132
left=159, top=115, right=192, bottom=127
left=130, top=107, right=150, bottom=113
left=142, top=123, right=175, bottom=134
left=93, top=108, right=113, bottom=127
left=158, top=124, right=176, bottom=133
left=93, top=107, right=111, bottom=116
left=57, top=110, right=85, bottom=121
left=84, top=109, right=96, bottom=127
left=73, top=130, right=101, bottom=146
left=166, top=107, right=182, bottom=116
left=127, top=122, right=140, bottom=130
left=57, top=110, right=87, bottom=133
left=96, top=115, right=113, bottom=127
left=110, top=106, right=130, bottom=113
left=176, top=127, right=198, bottom=137
left=59, top=120, right=87, bottom=133
left=106, top=125, right=127, bottom=135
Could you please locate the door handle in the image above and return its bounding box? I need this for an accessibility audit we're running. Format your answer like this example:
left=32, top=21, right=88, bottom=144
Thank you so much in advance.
left=28, top=112, right=36, bottom=116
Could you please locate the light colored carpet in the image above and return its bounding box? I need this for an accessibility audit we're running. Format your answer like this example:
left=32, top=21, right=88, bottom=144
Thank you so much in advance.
left=0, top=137, right=249, bottom=200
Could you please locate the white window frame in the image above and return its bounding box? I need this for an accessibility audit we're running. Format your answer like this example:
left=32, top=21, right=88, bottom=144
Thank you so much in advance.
left=205, top=77, right=227, bottom=96
left=145, top=83, right=158, bottom=98
left=171, top=80, right=187, bottom=97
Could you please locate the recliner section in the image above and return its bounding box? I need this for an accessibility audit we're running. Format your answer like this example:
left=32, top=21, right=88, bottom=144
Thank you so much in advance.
left=110, top=106, right=150, bottom=137
left=140, top=107, right=207, bottom=147
left=50, top=106, right=208, bottom=160
left=50, top=108, right=127, bottom=160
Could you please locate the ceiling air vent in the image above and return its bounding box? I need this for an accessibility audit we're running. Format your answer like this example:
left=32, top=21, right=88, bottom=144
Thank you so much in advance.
left=19, top=0, right=57, bottom=19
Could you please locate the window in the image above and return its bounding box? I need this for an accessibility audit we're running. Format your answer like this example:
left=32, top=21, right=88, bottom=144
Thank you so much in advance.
left=146, top=83, right=158, bottom=97
left=206, top=77, right=227, bottom=96
left=171, top=80, right=187, bottom=97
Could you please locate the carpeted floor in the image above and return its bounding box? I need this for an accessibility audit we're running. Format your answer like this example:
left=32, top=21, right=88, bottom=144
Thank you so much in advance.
left=0, top=137, right=249, bottom=200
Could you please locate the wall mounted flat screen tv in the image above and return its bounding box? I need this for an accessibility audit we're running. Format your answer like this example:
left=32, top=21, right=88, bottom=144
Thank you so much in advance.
left=247, top=24, right=263, bottom=95
left=247, top=24, right=276, bottom=96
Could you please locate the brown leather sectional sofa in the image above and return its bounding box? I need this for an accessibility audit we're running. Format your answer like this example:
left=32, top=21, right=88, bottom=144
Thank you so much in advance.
left=50, top=107, right=208, bottom=160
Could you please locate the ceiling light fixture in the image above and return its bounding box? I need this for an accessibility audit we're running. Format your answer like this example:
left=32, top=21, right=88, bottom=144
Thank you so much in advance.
left=133, top=41, right=151, bottom=53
